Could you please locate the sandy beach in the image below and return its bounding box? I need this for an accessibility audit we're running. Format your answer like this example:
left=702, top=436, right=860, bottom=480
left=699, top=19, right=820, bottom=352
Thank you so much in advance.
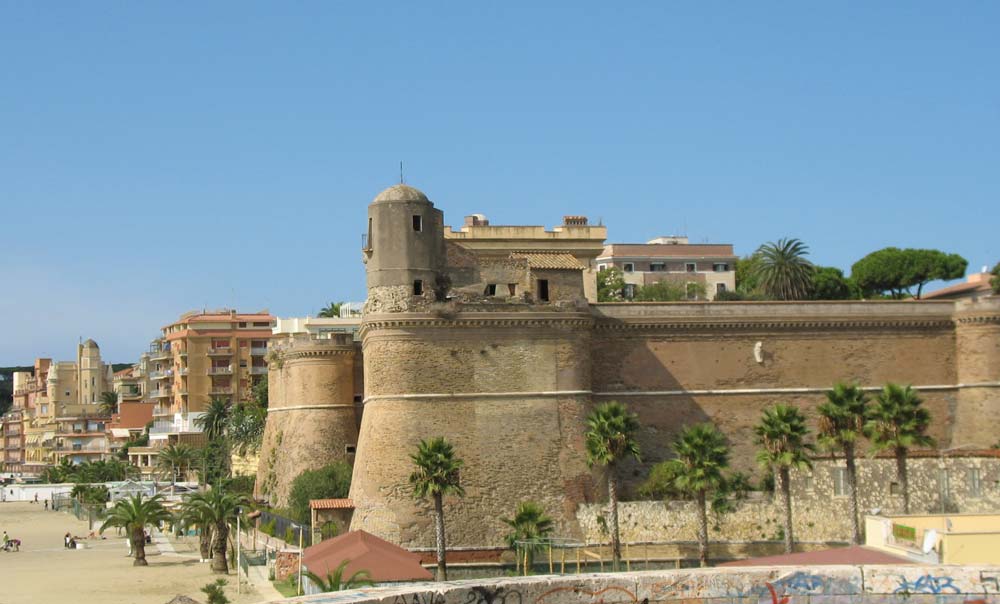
left=0, top=501, right=276, bottom=604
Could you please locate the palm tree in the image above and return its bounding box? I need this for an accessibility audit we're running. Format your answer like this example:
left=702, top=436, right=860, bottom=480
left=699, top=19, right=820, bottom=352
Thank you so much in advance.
left=177, top=491, right=214, bottom=562
left=304, top=559, right=374, bottom=592
left=667, top=424, right=730, bottom=567
left=409, top=437, right=464, bottom=581
left=817, top=383, right=869, bottom=544
left=865, top=383, right=935, bottom=514
left=754, top=238, right=815, bottom=300
left=503, top=501, right=554, bottom=573
left=755, top=404, right=815, bottom=554
left=99, top=391, right=119, bottom=416
left=184, top=488, right=249, bottom=573
left=99, top=494, right=174, bottom=566
left=196, top=397, right=231, bottom=441
left=584, top=401, right=641, bottom=571
left=317, top=302, right=343, bottom=318
left=157, top=443, right=197, bottom=483
left=196, top=397, right=232, bottom=481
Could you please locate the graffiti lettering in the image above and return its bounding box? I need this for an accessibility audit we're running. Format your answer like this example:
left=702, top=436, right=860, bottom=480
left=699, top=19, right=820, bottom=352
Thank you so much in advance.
left=465, top=587, right=523, bottom=604
left=534, top=586, right=639, bottom=604
left=980, top=572, right=1000, bottom=594
left=772, top=572, right=827, bottom=594
left=766, top=583, right=790, bottom=604
left=394, top=592, right=447, bottom=604
left=894, top=575, right=960, bottom=595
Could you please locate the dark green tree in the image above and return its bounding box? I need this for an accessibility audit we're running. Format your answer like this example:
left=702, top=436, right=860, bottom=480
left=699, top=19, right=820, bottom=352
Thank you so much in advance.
left=584, top=401, right=641, bottom=571
left=755, top=404, right=815, bottom=554
left=288, top=462, right=352, bottom=523
left=991, top=262, right=1000, bottom=294
left=811, top=266, right=855, bottom=300
left=409, top=437, right=465, bottom=581
left=735, top=254, right=764, bottom=296
left=851, top=248, right=967, bottom=299
left=817, top=383, right=869, bottom=544
left=865, top=383, right=935, bottom=514
left=753, top=239, right=815, bottom=300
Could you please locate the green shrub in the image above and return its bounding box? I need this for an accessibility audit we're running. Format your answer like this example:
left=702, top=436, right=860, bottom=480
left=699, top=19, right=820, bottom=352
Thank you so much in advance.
left=287, top=462, right=352, bottom=524
left=259, top=519, right=277, bottom=536
left=201, top=579, right=230, bottom=604
left=284, top=526, right=297, bottom=544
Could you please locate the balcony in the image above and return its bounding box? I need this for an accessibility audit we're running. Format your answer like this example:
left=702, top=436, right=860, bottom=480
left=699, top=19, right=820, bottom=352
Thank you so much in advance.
left=150, top=370, right=174, bottom=380
left=208, top=347, right=232, bottom=356
left=149, top=413, right=205, bottom=435
left=250, top=347, right=268, bottom=356
left=250, top=366, right=268, bottom=375
left=150, top=388, right=173, bottom=399
left=178, top=389, right=189, bottom=396
left=120, top=389, right=143, bottom=399
left=179, top=367, right=189, bottom=376
left=177, top=349, right=188, bottom=357
left=150, top=349, right=172, bottom=361
left=54, top=442, right=107, bottom=453
left=208, top=366, right=233, bottom=375
left=209, top=386, right=233, bottom=396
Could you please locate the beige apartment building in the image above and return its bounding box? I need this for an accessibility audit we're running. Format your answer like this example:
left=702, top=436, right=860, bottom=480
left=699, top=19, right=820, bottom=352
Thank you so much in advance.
left=443, top=213, right=608, bottom=302
left=146, top=309, right=274, bottom=443
left=2, top=340, right=114, bottom=474
left=597, top=236, right=738, bottom=300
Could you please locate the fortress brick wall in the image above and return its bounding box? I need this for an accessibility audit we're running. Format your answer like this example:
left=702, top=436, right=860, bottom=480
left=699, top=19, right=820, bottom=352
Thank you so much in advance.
left=589, top=301, right=984, bottom=495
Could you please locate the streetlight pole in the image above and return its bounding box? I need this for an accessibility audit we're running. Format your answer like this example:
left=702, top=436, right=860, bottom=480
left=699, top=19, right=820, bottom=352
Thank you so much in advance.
left=236, top=508, right=241, bottom=594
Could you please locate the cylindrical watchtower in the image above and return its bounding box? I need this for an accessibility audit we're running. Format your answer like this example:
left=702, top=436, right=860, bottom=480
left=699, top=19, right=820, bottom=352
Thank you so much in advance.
left=255, top=333, right=359, bottom=506
left=363, top=184, right=446, bottom=306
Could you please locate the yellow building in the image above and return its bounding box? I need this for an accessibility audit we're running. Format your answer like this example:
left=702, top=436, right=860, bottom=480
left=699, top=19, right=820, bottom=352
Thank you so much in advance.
left=866, top=513, right=1000, bottom=564
left=443, top=213, right=607, bottom=302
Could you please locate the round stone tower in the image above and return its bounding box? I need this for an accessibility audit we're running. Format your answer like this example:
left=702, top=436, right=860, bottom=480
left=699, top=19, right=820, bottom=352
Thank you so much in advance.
left=350, top=185, right=598, bottom=549
left=363, top=184, right=446, bottom=312
left=951, top=297, right=1000, bottom=448
left=256, top=333, right=360, bottom=506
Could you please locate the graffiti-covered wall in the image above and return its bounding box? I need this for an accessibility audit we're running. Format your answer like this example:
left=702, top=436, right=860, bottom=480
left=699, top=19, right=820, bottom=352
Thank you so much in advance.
left=264, top=565, right=1000, bottom=604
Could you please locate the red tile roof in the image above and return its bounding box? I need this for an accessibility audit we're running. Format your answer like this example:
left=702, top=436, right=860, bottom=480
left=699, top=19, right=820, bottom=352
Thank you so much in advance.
left=922, top=273, right=993, bottom=300
left=310, top=498, right=355, bottom=510
left=719, top=545, right=912, bottom=567
left=303, top=530, right=433, bottom=582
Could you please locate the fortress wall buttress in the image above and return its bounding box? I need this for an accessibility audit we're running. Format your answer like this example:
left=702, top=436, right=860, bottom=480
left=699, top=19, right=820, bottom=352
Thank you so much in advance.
left=349, top=312, right=597, bottom=549
left=952, top=298, right=1000, bottom=448
left=591, top=301, right=963, bottom=493
left=257, top=335, right=358, bottom=506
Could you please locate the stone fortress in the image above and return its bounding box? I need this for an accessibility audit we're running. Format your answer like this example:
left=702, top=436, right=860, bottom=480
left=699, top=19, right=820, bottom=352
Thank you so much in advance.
left=258, top=184, right=1000, bottom=551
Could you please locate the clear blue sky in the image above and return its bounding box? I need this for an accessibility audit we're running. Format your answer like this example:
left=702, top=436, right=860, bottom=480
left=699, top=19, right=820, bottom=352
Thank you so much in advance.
left=2, top=2, right=998, bottom=365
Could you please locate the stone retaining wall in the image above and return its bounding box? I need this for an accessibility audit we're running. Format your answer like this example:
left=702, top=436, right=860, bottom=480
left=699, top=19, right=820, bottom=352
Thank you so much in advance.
left=264, top=564, right=1000, bottom=604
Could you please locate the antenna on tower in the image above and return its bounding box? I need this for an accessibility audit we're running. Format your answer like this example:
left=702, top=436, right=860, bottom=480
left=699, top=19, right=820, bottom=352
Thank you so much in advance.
left=400, top=161, right=404, bottom=184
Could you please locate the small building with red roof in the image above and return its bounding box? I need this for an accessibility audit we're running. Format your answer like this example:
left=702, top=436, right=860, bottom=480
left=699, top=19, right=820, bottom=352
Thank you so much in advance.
left=302, top=529, right=432, bottom=592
